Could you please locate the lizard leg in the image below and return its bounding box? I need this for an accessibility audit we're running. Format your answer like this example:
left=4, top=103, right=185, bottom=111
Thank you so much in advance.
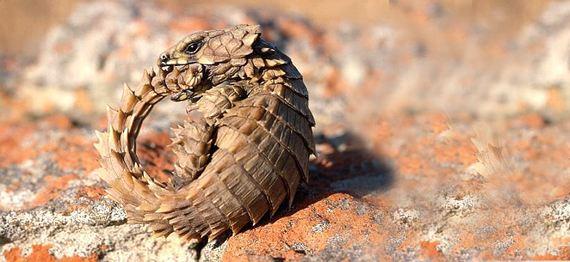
left=170, top=112, right=212, bottom=187
left=170, top=84, right=246, bottom=186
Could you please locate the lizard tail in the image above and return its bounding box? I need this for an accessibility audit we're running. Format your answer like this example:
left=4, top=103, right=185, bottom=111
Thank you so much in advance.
left=94, top=68, right=176, bottom=231
left=94, top=67, right=218, bottom=242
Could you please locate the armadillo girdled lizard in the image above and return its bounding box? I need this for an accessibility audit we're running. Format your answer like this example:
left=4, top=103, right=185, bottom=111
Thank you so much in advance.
left=94, top=24, right=316, bottom=242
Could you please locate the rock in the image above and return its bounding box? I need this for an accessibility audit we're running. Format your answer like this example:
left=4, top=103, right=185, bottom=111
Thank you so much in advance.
left=1, top=0, right=570, bottom=261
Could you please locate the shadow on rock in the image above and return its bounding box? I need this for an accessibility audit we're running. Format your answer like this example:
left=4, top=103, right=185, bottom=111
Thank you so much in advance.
left=274, top=131, right=395, bottom=218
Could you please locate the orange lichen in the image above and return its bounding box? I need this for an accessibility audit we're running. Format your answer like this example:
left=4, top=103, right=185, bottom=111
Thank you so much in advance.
left=511, top=112, right=547, bottom=129
left=224, top=193, right=386, bottom=260
left=546, top=87, right=566, bottom=112
left=532, top=246, right=570, bottom=260
left=434, top=135, right=478, bottom=166
left=136, top=132, right=177, bottom=185
left=76, top=186, right=106, bottom=200
left=426, top=113, right=450, bottom=134
left=420, top=241, right=443, bottom=259
left=31, top=174, right=79, bottom=207
left=0, top=122, right=38, bottom=167
left=73, top=89, right=94, bottom=114
left=3, top=245, right=97, bottom=262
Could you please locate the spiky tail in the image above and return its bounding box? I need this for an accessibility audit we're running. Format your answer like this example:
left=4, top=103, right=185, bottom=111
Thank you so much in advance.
left=95, top=68, right=229, bottom=242
left=94, top=68, right=175, bottom=224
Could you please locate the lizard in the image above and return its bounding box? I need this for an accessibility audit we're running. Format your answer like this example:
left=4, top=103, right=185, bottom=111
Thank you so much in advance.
left=94, top=24, right=316, bottom=242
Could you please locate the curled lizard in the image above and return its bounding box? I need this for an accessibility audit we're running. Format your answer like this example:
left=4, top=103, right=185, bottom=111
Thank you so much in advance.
left=94, top=24, right=316, bottom=242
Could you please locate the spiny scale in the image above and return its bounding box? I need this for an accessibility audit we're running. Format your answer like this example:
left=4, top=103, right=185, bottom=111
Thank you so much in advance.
left=95, top=25, right=315, bottom=243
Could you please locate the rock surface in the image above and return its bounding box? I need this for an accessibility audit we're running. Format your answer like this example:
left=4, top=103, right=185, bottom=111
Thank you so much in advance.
left=1, top=0, right=569, bottom=261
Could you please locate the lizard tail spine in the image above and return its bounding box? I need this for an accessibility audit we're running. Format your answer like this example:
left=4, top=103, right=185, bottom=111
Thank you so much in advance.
left=94, top=68, right=172, bottom=223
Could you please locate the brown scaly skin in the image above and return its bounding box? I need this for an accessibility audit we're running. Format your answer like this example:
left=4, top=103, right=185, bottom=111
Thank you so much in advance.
left=95, top=24, right=315, bottom=242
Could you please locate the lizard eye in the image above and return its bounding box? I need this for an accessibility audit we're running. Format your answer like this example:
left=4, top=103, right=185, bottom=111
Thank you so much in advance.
left=184, top=41, right=201, bottom=55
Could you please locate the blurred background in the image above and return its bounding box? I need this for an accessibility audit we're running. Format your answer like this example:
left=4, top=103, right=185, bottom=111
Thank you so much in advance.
left=0, top=0, right=569, bottom=261
left=1, top=0, right=568, bottom=125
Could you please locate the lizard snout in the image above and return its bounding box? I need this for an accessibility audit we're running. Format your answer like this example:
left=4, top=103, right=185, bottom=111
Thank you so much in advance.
left=159, top=53, right=170, bottom=64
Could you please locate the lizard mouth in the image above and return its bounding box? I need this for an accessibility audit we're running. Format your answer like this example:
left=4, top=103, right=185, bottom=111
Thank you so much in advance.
left=159, top=61, right=185, bottom=73
left=160, top=63, right=205, bottom=101
left=161, top=65, right=173, bottom=72
left=160, top=62, right=193, bottom=77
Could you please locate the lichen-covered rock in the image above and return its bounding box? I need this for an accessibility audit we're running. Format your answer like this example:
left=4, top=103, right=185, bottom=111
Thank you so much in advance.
left=1, top=111, right=568, bottom=261
left=1, top=0, right=570, bottom=261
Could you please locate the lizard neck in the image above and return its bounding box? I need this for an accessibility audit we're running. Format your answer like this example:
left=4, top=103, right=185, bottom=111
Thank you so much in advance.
left=199, top=39, right=301, bottom=94
left=245, top=49, right=301, bottom=84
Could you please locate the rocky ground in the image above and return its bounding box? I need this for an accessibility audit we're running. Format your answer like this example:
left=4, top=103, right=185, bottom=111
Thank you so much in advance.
left=0, top=0, right=569, bottom=261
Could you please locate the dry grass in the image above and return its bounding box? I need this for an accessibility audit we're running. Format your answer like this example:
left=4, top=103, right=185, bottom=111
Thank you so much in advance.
left=470, top=124, right=515, bottom=178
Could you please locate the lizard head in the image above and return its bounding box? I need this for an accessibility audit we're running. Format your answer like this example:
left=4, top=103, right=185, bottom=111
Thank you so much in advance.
left=158, top=24, right=261, bottom=101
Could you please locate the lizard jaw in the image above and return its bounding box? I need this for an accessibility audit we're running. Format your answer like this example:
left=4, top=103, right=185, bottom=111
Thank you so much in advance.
left=162, top=63, right=205, bottom=101
left=161, top=65, right=173, bottom=72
